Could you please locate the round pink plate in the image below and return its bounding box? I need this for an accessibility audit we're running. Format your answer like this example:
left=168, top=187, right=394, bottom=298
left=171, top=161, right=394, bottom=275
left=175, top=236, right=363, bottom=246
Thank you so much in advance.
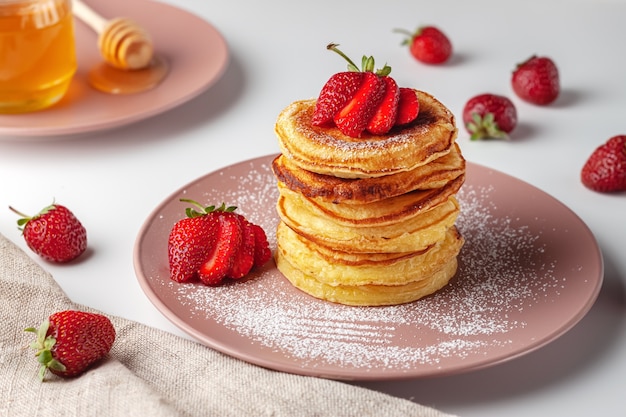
left=0, top=0, right=228, bottom=138
left=133, top=154, right=603, bottom=381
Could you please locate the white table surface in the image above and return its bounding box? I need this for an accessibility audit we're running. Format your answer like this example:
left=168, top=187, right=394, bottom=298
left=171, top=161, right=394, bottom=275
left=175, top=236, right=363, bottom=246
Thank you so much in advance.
left=1, top=0, right=625, bottom=415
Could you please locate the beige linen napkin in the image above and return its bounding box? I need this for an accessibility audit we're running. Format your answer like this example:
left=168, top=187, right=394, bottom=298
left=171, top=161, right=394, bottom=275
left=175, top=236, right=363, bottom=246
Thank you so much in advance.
left=0, top=233, right=455, bottom=417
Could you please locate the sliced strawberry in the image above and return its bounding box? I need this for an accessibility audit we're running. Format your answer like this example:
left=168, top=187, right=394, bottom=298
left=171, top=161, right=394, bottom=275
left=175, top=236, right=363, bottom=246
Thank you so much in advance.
left=366, top=76, right=399, bottom=135
left=334, top=71, right=386, bottom=137
left=168, top=215, right=219, bottom=283
left=312, top=72, right=364, bottom=127
left=395, top=88, right=420, bottom=126
left=199, top=212, right=242, bottom=286
left=227, top=216, right=256, bottom=279
left=250, top=223, right=272, bottom=267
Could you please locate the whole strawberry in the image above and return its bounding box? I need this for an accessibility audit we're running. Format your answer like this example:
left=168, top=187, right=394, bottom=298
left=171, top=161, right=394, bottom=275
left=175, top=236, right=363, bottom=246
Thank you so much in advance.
left=9, top=202, right=87, bottom=263
left=511, top=55, right=560, bottom=105
left=463, top=94, right=517, bottom=140
left=581, top=135, right=626, bottom=192
left=395, top=26, right=452, bottom=64
left=25, top=310, right=116, bottom=381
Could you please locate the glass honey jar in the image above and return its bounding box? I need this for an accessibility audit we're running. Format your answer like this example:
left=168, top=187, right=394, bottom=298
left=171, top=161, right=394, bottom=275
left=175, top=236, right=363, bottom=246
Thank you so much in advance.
left=0, top=0, right=76, bottom=113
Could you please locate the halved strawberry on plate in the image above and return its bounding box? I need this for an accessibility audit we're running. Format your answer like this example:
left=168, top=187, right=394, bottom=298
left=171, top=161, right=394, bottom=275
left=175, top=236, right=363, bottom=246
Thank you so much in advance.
left=168, top=200, right=274, bottom=286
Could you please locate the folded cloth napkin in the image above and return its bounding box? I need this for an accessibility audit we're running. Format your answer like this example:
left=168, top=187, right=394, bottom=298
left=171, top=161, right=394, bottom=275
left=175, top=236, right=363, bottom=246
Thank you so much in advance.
left=0, top=233, right=455, bottom=417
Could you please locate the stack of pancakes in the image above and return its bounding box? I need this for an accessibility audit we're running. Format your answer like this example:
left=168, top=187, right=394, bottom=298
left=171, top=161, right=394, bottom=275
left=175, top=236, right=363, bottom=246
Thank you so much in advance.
left=272, top=90, right=465, bottom=306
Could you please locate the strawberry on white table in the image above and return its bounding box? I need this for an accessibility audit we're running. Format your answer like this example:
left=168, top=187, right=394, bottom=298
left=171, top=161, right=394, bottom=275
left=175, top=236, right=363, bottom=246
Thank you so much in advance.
left=462, top=93, right=518, bottom=140
left=581, top=135, right=626, bottom=192
left=511, top=55, right=560, bottom=105
left=9, top=202, right=87, bottom=263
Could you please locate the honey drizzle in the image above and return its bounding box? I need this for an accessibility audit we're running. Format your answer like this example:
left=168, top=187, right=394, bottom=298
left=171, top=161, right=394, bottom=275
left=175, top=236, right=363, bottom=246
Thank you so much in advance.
left=87, top=55, right=169, bottom=94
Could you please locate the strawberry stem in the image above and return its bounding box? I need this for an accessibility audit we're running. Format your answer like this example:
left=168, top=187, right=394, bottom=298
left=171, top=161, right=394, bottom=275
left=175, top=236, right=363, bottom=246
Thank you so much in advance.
left=9, top=201, right=57, bottom=230
left=327, top=43, right=360, bottom=72
left=393, top=28, right=414, bottom=46
left=326, top=43, right=391, bottom=76
left=8, top=206, right=27, bottom=218
left=179, top=199, right=236, bottom=218
left=467, top=113, right=509, bottom=140
left=25, top=320, right=66, bottom=382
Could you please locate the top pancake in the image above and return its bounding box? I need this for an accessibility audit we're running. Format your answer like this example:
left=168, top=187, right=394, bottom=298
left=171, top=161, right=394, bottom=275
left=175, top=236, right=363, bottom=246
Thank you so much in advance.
left=275, top=90, right=458, bottom=179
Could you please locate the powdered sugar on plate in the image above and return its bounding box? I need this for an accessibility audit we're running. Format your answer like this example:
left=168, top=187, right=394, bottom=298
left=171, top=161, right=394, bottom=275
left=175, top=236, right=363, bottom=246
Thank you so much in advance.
left=160, top=159, right=569, bottom=375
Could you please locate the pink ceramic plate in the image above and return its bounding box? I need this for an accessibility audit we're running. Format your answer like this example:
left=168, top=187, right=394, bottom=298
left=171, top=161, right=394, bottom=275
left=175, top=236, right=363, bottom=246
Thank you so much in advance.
left=0, top=0, right=228, bottom=138
left=133, top=155, right=603, bottom=381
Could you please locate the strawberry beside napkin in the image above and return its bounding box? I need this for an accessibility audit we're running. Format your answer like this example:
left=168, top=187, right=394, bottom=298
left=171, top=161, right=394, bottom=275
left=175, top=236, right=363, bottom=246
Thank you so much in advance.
left=0, top=233, right=454, bottom=417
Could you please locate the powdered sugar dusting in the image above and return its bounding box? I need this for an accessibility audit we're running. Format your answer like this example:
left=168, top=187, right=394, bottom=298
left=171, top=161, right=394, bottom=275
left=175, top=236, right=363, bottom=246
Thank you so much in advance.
left=159, top=160, right=566, bottom=374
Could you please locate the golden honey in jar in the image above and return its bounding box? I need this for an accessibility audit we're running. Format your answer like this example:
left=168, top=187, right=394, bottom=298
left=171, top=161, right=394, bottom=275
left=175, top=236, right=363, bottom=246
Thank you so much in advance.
left=0, top=0, right=76, bottom=113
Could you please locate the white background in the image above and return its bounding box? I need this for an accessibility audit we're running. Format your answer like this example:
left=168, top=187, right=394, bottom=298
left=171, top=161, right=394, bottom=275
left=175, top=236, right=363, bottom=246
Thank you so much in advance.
left=1, top=0, right=625, bottom=415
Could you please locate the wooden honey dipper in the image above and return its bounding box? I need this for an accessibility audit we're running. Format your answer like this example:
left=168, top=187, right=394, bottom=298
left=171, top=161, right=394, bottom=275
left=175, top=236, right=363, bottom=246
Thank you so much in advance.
left=72, top=0, right=153, bottom=70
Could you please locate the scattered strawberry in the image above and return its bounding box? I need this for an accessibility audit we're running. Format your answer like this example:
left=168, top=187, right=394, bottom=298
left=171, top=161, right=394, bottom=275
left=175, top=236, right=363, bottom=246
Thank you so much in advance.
left=395, top=88, right=420, bottom=125
left=311, top=43, right=419, bottom=138
left=25, top=310, right=115, bottom=381
left=395, top=26, right=452, bottom=64
left=168, top=200, right=220, bottom=283
left=9, top=202, right=87, bottom=263
left=581, top=135, right=626, bottom=192
left=511, top=55, right=560, bottom=105
left=463, top=94, right=517, bottom=140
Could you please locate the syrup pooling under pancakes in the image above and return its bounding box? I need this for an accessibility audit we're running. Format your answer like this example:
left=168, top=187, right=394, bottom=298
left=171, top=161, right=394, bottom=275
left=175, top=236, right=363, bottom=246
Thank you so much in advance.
left=87, top=55, right=169, bottom=94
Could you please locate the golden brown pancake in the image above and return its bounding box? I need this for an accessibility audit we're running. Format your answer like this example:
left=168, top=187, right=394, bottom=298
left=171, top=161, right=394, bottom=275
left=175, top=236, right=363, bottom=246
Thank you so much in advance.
left=272, top=143, right=465, bottom=204
left=276, top=222, right=463, bottom=287
left=275, top=90, right=458, bottom=179
left=277, top=174, right=464, bottom=227
left=277, top=190, right=461, bottom=253
left=275, top=240, right=460, bottom=307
